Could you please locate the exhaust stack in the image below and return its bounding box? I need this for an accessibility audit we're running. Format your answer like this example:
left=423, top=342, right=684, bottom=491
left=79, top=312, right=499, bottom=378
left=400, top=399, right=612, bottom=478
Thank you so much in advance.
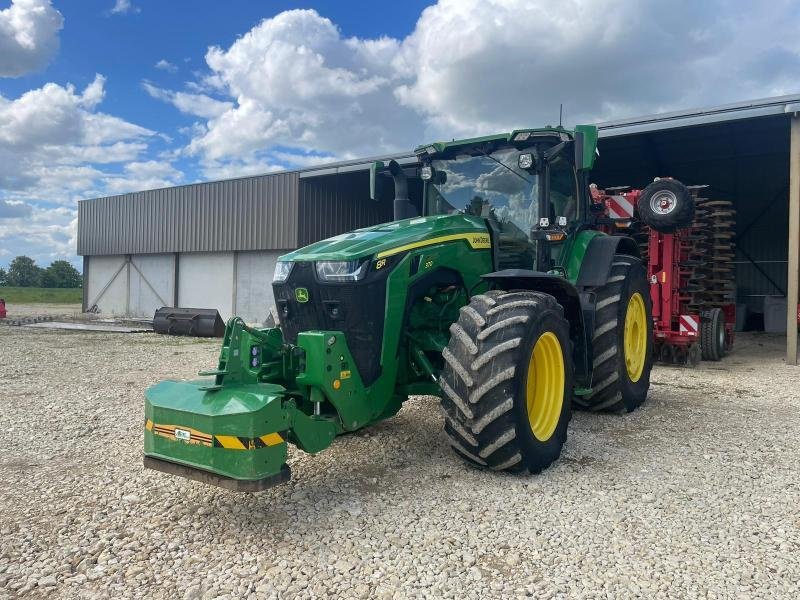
left=388, top=160, right=417, bottom=220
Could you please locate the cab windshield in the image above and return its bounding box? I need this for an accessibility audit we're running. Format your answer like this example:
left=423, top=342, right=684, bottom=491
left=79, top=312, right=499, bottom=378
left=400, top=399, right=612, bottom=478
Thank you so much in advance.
left=426, top=146, right=540, bottom=236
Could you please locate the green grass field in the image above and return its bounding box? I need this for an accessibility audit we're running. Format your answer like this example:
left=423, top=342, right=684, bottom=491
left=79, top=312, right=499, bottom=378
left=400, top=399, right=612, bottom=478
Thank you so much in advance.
left=0, top=287, right=82, bottom=304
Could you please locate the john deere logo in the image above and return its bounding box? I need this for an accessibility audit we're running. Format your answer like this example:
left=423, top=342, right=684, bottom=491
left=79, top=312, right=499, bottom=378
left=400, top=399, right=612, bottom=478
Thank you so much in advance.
left=295, top=287, right=309, bottom=303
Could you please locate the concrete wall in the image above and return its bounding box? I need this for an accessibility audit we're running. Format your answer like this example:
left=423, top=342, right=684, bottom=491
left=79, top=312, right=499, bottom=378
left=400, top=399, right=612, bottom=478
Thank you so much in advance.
left=235, top=251, right=282, bottom=323
left=177, top=252, right=234, bottom=320
left=85, top=250, right=283, bottom=324
left=130, top=254, right=175, bottom=317
left=85, top=255, right=128, bottom=315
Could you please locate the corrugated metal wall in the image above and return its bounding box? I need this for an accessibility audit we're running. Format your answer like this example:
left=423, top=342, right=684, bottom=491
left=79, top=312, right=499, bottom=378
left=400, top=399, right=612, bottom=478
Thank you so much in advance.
left=77, top=172, right=299, bottom=255
left=297, top=172, right=396, bottom=246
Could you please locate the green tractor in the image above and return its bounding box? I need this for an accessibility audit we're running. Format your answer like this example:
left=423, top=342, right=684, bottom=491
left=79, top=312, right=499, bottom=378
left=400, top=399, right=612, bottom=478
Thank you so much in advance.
left=144, top=125, right=657, bottom=490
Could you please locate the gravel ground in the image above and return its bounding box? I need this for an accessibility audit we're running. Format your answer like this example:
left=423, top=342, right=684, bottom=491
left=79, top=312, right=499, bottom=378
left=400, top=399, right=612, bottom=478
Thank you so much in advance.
left=1, top=321, right=799, bottom=599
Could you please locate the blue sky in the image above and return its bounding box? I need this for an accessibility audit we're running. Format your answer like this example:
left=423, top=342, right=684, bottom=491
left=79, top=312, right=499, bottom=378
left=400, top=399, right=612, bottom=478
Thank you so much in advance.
left=0, top=1, right=433, bottom=187
left=1, top=0, right=799, bottom=269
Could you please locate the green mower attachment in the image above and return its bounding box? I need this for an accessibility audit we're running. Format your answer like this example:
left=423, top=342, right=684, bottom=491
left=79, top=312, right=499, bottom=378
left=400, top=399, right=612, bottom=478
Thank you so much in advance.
left=144, top=317, right=370, bottom=491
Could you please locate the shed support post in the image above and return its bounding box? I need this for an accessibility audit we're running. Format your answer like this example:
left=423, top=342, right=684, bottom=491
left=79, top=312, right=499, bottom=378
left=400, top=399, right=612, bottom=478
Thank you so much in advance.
left=82, top=256, right=89, bottom=312
left=125, top=255, right=131, bottom=316
left=788, top=116, right=800, bottom=365
left=173, top=253, right=179, bottom=307
left=232, top=251, right=238, bottom=317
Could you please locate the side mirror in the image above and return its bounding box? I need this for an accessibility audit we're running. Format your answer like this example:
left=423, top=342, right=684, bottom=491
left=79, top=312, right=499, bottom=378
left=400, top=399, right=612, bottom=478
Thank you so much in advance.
left=369, top=160, right=384, bottom=200
left=573, top=125, right=598, bottom=171
left=421, top=165, right=447, bottom=185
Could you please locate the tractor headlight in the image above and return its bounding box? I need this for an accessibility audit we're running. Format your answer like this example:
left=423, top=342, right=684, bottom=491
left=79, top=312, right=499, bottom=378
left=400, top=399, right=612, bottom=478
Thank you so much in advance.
left=316, top=260, right=369, bottom=282
left=420, top=165, right=433, bottom=180
left=273, top=261, right=294, bottom=283
left=518, top=153, right=534, bottom=169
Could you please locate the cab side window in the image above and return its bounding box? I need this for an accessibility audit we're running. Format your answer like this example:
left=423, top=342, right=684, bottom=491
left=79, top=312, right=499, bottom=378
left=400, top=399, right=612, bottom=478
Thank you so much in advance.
left=549, top=158, right=578, bottom=222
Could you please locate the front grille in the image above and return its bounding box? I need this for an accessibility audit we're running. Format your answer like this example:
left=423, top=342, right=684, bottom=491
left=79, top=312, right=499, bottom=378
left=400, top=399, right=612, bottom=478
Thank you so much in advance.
left=272, top=261, right=389, bottom=386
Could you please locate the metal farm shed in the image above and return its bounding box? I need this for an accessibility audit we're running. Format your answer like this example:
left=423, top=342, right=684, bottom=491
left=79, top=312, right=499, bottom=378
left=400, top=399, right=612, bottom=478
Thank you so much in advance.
left=77, top=153, right=416, bottom=324
left=76, top=94, right=800, bottom=362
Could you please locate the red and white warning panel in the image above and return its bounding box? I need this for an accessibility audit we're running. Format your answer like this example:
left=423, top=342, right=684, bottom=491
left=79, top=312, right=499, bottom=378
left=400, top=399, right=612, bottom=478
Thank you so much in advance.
left=607, top=195, right=635, bottom=220
left=678, top=314, right=699, bottom=337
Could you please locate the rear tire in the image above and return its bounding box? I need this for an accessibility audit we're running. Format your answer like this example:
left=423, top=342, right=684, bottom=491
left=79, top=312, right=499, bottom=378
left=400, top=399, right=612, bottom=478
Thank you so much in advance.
left=576, top=255, right=653, bottom=413
left=638, top=179, right=695, bottom=233
left=701, top=308, right=726, bottom=361
left=439, top=290, right=573, bottom=474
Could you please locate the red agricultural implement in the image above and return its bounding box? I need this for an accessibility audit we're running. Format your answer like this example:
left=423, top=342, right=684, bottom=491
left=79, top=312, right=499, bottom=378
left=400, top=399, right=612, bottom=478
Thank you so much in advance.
left=0, top=298, right=6, bottom=319
left=591, top=180, right=735, bottom=366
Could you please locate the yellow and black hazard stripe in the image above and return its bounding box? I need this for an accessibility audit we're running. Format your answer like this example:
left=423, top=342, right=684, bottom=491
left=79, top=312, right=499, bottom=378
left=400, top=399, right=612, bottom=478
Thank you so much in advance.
left=146, top=419, right=284, bottom=450
left=213, top=432, right=284, bottom=450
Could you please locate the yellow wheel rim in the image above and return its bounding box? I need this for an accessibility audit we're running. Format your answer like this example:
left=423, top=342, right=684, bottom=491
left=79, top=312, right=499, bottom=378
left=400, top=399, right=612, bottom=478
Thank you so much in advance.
left=624, top=292, right=647, bottom=382
left=526, top=332, right=565, bottom=442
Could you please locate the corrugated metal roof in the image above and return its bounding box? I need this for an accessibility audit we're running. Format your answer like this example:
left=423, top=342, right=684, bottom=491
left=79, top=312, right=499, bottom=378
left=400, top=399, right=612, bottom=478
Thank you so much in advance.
left=77, top=171, right=299, bottom=255
left=597, top=94, right=800, bottom=137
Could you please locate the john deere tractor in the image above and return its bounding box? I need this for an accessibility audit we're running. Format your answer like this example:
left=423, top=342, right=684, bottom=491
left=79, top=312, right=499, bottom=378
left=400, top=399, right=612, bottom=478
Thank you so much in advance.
left=144, top=125, right=689, bottom=490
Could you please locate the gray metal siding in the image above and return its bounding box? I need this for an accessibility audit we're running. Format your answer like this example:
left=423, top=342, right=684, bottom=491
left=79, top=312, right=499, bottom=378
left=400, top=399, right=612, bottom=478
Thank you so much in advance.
left=298, top=172, right=395, bottom=246
left=77, top=172, right=299, bottom=255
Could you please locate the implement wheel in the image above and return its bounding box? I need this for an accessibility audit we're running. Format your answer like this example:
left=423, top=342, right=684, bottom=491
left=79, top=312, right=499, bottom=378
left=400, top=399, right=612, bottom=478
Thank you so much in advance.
left=638, top=179, right=695, bottom=233
left=577, top=255, right=653, bottom=412
left=439, top=290, right=572, bottom=473
left=701, top=308, right=726, bottom=361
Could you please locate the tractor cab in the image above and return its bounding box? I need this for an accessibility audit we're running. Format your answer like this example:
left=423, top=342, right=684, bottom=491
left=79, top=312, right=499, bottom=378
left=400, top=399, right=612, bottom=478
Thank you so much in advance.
left=406, top=126, right=598, bottom=272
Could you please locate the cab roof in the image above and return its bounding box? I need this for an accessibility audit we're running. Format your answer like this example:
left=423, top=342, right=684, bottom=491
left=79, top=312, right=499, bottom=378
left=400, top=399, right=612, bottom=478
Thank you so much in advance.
left=413, top=126, right=575, bottom=157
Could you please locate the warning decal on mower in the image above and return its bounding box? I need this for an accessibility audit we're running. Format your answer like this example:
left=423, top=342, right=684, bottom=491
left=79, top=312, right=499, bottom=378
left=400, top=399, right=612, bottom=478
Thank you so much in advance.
left=607, top=195, right=635, bottom=220
left=678, top=315, right=699, bottom=336
left=146, top=419, right=284, bottom=450
left=146, top=420, right=213, bottom=447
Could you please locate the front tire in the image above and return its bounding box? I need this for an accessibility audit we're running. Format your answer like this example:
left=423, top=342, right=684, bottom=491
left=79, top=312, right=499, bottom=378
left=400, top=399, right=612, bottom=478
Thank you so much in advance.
left=577, top=255, right=653, bottom=413
left=439, top=290, right=573, bottom=474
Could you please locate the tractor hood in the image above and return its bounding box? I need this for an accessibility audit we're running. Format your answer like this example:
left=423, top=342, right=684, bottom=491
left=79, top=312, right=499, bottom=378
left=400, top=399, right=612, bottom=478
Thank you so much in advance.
left=280, top=213, right=488, bottom=262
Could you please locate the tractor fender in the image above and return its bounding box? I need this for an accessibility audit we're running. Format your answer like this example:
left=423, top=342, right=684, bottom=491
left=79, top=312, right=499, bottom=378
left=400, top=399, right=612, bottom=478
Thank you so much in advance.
left=575, top=235, right=640, bottom=288
left=481, top=270, right=590, bottom=388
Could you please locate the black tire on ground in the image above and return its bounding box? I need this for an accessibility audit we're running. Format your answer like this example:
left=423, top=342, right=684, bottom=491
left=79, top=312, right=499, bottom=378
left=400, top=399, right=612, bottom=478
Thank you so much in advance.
left=701, top=307, right=726, bottom=361
left=637, top=179, right=695, bottom=233
left=575, top=254, right=653, bottom=413
left=439, top=290, right=573, bottom=474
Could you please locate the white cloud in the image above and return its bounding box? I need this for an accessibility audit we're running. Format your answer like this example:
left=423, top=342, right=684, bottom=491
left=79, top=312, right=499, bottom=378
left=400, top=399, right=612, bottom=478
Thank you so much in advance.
left=0, top=203, right=77, bottom=267
left=0, top=74, right=180, bottom=267
left=155, top=59, right=177, bottom=73
left=164, top=9, right=421, bottom=178
left=142, top=2, right=800, bottom=182
left=102, top=160, right=183, bottom=195
left=110, top=0, right=139, bottom=15
left=0, top=0, right=63, bottom=77
left=394, top=0, right=800, bottom=134
left=271, top=150, right=337, bottom=168
left=0, top=74, right=159, bottom=203
left=142, top=81, right=232, bottom=119
left=199, top=158, right=283, bottom=182
left=0, top=199, right=32, bottom=219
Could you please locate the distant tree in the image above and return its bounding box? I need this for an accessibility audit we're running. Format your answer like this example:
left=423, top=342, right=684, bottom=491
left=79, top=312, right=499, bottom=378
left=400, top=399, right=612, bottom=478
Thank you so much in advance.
left=42, top=260, right=82, bottom=288
left=0, top=267, right=7, bottom=286
left=7, top=256, right=43, bottom=287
